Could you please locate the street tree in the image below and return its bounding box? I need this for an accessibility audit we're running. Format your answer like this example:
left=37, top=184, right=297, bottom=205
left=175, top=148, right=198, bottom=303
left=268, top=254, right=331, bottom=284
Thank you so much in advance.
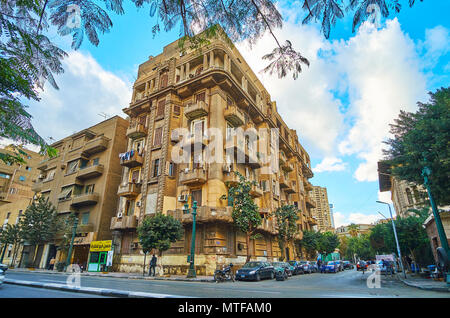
left=383, top=87, right=450, bottom=206
left=274, top=204, right=299, bottom=261
left=221, top=171, right=261, bottom=263
left=1, top=0, right=424, bottom=164
left=317, top=231, right=340, bottom=261
left=0, top=223, right=22, bottom=267
left=339, top=236, right=349, bottom=260
left=137, top=213, right=184, bottom=275
left=347, top=223, right=359, bottom=237
left=347, top=234, right=374, bottom=261
left=298, top=230, right=320, bottom=259
left=19, top=196, right=59, bottom=267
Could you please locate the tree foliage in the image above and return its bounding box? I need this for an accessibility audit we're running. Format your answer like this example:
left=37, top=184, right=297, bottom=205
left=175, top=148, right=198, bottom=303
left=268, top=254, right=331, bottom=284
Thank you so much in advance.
left=137, top=213, right=184, bottom=255
left=317, top=231, right=340, bottom=258
left=274, top=204, right=299, bottom=260
left=346, top=234, right=374, bottom=260
left=0, top=223, right=22, bottom=266
left=383, top=87, right=450, bottom=206
left=221, top=171, right=261, bottom=262
left=298, top=229, right=321, bottom=259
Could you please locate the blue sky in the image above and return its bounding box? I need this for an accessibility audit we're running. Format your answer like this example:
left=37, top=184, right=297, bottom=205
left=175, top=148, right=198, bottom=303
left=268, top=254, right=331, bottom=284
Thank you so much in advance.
left=13, top=0, right=450, bottom=227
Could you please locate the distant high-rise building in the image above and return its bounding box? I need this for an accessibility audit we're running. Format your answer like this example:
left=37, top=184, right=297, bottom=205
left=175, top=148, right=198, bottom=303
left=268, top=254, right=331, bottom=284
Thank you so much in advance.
left=309, top=186, right=334, bottom=232
left=329, top=204, right=335, bottom=228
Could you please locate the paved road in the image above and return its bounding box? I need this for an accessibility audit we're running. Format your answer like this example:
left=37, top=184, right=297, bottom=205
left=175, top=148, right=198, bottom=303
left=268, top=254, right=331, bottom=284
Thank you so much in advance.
left=3, top=269, right=450, bottom=298
left=0, top=283, right=109, bottom=298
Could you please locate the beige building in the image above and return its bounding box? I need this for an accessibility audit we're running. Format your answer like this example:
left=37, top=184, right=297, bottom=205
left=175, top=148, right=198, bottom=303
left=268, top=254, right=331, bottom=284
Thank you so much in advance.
left=378, top=161, right=428, bottom=218
left=27, top=116, right=128, bottom=269
left=309, top=186, right=333, bottom=232
left=110, top=29, right=317, bottom=275
left=0, top=145, right=43, bottom=205
left=335, top=224, right=374, bottom=238
left=423, top=211, right=450, bottom=264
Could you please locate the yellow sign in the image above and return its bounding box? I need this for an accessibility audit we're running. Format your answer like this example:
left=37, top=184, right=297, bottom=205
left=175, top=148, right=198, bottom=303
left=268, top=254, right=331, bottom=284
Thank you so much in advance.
left=89, top=240, right=112, bottom=252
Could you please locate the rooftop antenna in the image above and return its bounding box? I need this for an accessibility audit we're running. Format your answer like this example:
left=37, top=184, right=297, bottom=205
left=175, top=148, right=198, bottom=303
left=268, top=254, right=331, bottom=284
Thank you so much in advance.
left=98, top=112, right=111, bottom=120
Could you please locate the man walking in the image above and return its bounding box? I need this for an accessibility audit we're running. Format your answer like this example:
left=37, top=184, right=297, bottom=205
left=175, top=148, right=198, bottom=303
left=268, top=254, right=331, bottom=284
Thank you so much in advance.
left=149, top=254, right=157, bottom=277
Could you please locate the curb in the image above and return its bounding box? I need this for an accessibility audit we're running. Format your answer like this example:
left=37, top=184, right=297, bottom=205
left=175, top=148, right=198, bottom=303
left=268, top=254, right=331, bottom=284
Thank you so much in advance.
left=8, top=270, right=215, bottom=283
left=4, top=279, right=192, bottom=298
left=398, top=278, right=450, bottom=293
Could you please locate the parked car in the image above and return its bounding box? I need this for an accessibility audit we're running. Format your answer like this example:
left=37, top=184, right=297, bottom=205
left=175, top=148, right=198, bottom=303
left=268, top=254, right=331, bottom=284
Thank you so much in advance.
left=343, top=261, right=354, bottom=270
left=272, top=262, right=290, bottom=280
left=376, top=260, right=396, bottom=275
left=309, top=261, right=319, bottom=273
left=0, top=263, right=7, bottom=287
left=356, top=260, right=368, bottom=271
left=235, top=261, right=274, bottom=281
left=324, top=261, right=339, bottom=273
left=298, top=261, right=312, bottom=274
left=287, top=261, right=303, bottom=275
left=283, top=262, right=295, bottom=276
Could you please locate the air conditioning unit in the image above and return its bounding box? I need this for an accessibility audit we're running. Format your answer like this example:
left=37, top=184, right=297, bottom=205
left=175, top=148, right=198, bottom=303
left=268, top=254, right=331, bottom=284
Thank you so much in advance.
left=184, top=168, right=189, bottom=174
left=178, top=195, right=188, bottom=202
left=117, top=212, right=123, bottom=218
left=136, top=200, right=141, bottom=207
left=222, top=164, right=231, bottom=173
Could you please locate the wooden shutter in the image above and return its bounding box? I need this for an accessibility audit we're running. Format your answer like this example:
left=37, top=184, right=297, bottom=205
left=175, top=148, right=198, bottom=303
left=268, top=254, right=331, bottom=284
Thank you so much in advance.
left=153, top=127, right=162, bottom=147
left=160, top=73, right=168, bottom=88
left=157, top=100, right=165, bottom=117
left=191, top=190, right=202, bottom=206
left=196, top=92, right=206, bottom=103
left=173, top=105, right=180, bottom=116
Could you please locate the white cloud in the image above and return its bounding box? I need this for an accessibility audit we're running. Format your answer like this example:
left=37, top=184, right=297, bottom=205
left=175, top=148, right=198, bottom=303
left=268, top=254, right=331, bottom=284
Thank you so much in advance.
left=312, top=156, right=347, bottom=173
left=333, top=212, right=347, bottom=228
left=27, top=51, right=132, bottom=142
left=348, top=212, right=382, bottom=225
left=377, top=191, right=393, bottom=205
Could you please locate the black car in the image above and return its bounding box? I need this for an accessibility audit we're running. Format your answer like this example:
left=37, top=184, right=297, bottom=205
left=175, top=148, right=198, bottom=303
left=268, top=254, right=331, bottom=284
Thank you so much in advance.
left=287, top=261, right=304, bottom=275
left=343, top=261, right=354, bottom=270
left=235, top=261, right=275, bottom=281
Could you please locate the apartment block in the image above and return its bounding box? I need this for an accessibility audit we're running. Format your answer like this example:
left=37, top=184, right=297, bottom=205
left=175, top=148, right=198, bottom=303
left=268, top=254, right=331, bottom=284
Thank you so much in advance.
left=335, top=224, right=374, bottom=238
left=26, top=116, right=128, bottom=269
left=110, top=29, right=317, bottom=275
left=309, top=186, right=334, bottom=232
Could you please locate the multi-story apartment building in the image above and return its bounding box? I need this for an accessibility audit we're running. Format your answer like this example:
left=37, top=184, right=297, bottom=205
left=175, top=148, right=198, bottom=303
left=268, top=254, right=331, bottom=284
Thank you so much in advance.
left=335, top=224, right=374, bottom=238
left=26, top=116, right=128, bottom=269
left=378, top=161, right=428, bottom=218
left=110, top=30, right=317, bottom=275
left=309, top=186, right=333, bottom=232
left=0, top=145, right=43, bottom=205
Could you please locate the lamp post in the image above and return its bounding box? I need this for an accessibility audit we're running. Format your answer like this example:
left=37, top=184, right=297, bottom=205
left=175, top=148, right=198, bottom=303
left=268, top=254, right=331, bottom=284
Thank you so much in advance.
left=186, top=200, right=198, bottom=278
left=64, top=214, right=78, bottom=271
left=376, top=200, right=406, bottom=278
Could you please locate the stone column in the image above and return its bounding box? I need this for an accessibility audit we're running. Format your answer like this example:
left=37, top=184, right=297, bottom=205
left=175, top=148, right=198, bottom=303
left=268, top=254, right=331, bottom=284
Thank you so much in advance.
left=186, top=62, right=190, bottom=78
left=203, top=53, right=208, bottom=70
left=210, top=50, right=214, bottom=68
left=224, top=53, right=229, bottom=72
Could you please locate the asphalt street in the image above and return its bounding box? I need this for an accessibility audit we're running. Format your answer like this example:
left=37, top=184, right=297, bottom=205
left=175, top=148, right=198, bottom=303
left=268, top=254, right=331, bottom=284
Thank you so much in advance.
left=0, top=283, right=109, bottom=298
left=2, top=269, right=449, bottom=298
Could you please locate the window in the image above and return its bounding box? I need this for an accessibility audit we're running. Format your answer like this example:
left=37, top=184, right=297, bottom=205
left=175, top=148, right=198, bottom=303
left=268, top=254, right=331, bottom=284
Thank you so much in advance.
left=85, top=184, right=95, bottom=194
left=138, top=115, right=147, bottom=126
left=26, top=166, right=31, bottom=171
left=81, top=212, right=90, bottom=225
left=153, top=127, right=163, bottom=147
left=159, top=72, right=168, bottom=88
left=125, top=200, right=135, bottom=216
left=44, top=169, right=56, bottom=181
left=152, top=159, right=160, bottom=178
left=80, top=159, right=88, bottom=169
left=168, top=162, right=175, bottom=177
left=191, top=119, right=205, bottom=138
left=134, top=139, right=145, bottom=154
left=173, top=105, right=181, bottom=116
left=67, top=160, right=79, bottom=174
left=6, top=212, right=10, bottom=220
left=130, top=168, right=141, bottom=183
left=58, top=186, right=73, bottom=201
left=19, top=176, right=25, bottom=182
left=92, top=158, right=100, bottom=166
left=196, top=91, right=206, bottom=103
left=156, top=100, right=165, bottom=117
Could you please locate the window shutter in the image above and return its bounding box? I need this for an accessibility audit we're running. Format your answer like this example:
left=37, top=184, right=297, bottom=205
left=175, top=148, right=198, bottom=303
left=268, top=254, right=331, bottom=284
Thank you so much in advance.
left=173, top=105, right=180, bottom=116
left=196, top=92, right=206, bottom=103
left=157, top=100, right=165, bottom=117
left=153, top=127, right=162, bottom=147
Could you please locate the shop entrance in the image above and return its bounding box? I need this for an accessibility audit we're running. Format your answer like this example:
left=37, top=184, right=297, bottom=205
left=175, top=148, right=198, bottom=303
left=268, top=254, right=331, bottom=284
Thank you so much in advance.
left=87, top=240, right=112, bottom=272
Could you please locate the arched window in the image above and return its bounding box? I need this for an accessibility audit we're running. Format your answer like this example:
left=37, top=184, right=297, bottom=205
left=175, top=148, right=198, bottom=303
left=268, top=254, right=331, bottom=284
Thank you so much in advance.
left=405, top=188, right=413, bottom=205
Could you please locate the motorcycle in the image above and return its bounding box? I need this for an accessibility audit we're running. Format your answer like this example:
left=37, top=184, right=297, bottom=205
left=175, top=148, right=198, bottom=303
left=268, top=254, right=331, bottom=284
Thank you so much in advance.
left=214, top=263, right=235, bottom=282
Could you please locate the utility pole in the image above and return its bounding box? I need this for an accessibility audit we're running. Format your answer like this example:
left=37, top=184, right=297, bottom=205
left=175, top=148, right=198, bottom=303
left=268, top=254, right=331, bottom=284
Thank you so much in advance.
left=376, top=201, right=407, bottom=278
left=64, top=214, right=78, bottom=271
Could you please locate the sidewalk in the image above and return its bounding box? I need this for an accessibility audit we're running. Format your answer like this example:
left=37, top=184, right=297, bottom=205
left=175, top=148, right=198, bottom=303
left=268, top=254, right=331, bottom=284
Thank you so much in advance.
left=398, top=274, right=450, bottom=293
left=8, top=268, right=215, bottom=283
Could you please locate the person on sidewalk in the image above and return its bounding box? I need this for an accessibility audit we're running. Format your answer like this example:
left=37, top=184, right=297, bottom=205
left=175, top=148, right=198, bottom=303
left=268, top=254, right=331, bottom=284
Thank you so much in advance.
left=48, top=258, right=56, bottom=270
left=149, top=254, right=157, bottom=277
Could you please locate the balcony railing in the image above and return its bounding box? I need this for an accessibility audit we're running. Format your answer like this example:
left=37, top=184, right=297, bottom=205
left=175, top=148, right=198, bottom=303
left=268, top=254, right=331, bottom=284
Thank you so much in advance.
left=126, top=122, right=147, bottom=139
left=117, top=182, right=141, bottom=197
left=82, top=136, right=109, bottom=156
left=110, top=215, right=137, bottom=230
left=71, top=192, right=99, bottom=207
left=184, top=101, right=209, bottom=120
left=76, top=164, right=104, bottom=180
left=224, top=105, right=245, bottom=127
left=257, top=218, right=276, bottom=234
left=250, top=184, right=263, bottom=197
left=168, top=206, right=233, bottom=224
left=179, top=168, right=207, bottom=185
left=305, top=196, right=316, bottom=209
left=120, top=151, right=144, bottom=168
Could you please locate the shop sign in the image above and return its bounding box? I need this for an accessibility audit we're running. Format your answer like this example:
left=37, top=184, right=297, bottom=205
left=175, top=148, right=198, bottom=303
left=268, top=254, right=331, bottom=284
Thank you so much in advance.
left=89, top=240, right=112, bottom=252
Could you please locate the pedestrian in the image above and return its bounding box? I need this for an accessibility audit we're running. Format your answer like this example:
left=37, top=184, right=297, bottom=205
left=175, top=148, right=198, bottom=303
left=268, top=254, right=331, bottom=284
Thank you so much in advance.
left=48, top=257, right=56, bottom=270
left=149, top=254, right=157, bottom=277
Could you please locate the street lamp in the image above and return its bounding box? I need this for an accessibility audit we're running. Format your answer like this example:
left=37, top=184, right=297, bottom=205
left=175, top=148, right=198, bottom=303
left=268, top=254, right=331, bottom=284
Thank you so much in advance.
left=376, top=200, right=406, bottom=278
left=64, top=214, right=78, bottom=271
left=185, top=200, right=198, bottom=278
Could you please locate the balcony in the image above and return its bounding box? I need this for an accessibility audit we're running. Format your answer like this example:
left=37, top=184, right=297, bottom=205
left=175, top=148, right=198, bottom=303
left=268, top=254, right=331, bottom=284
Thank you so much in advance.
left=82, top=136, right=109, bottom=156
left=224, top=105, right=245, bottom=127
left=37, top=156, right=59, bottom=171
left=250, top=184, right=263, bottom=197
left=246, top=148, right=261, bottom=168
left=110, top=215, right=138, bottom=230
left=179, top=168, right=207, bottom=185
left=225, top=135, right=245, bottom=157
left=305, top=196, right=316, bottom=208
left=223, top=170, right=240, bottom=186
left=180, top=133, right=207, bottom=150
left=71, top=192, right=99, bottom=207
left=126, top=123, right=147, bottom=139
left=282, top=161, right=294, bottom=172
left=117, top=182, right=141, bottom=197
left=77, top=223, right=95, bottom=233
left=304, top=181, right=313, bottom=192
left=184, top=101, right=209, bottom=120
left=279, top=174, right=290, bottom=189
left=177, top=206, right=233, bottom=224
left=257, top=218, right=276, bottom=235
left=120, top=151, right=144, bottom=168
left=76, top=164, right=104, bottom=180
